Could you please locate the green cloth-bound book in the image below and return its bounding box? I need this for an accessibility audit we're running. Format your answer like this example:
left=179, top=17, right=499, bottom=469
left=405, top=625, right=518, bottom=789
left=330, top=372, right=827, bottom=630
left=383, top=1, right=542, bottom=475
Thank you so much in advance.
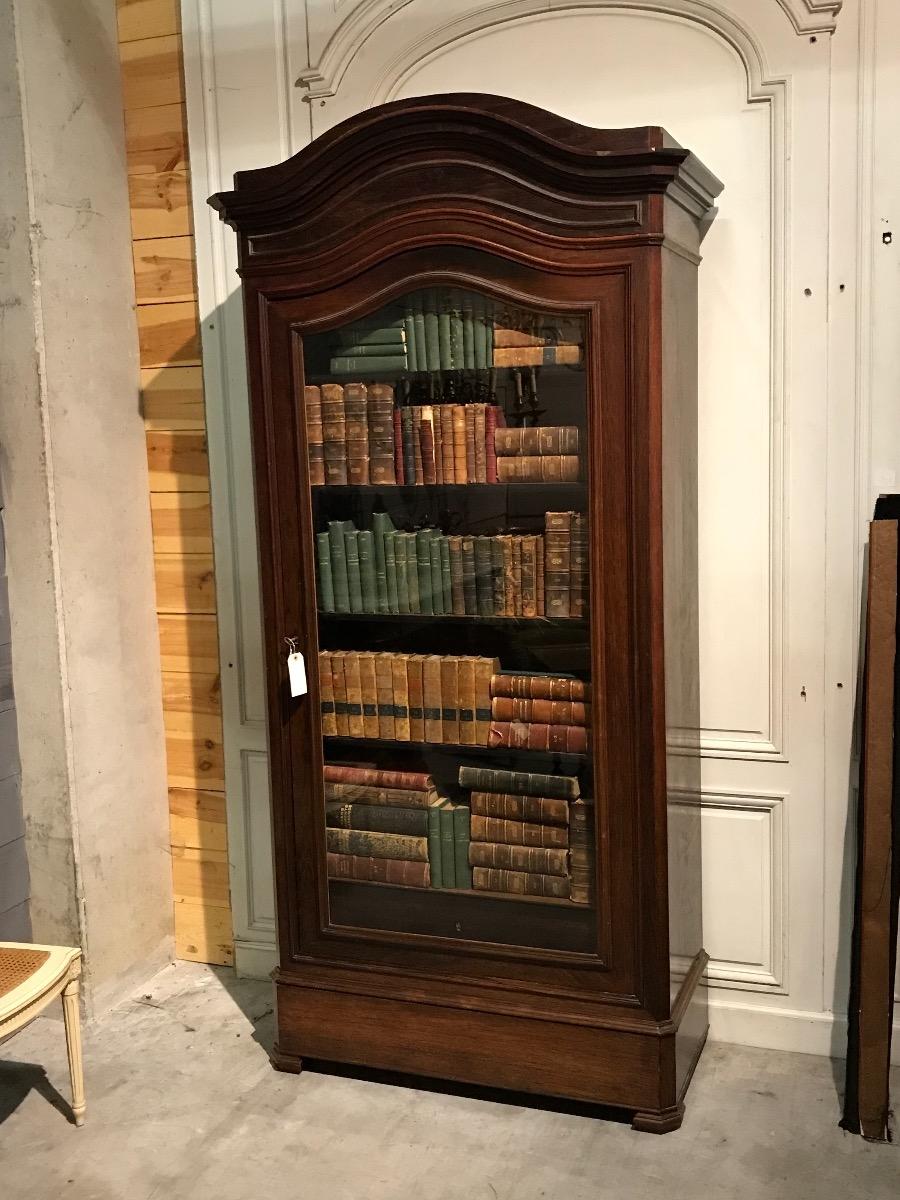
left=328, top=519, right=353, bottom=614
left=330, top=354, right=407, bottom=374
left=440, top=805, right=457, bottom=888
left=449, top=290, right=464, bottom=370
left=316, top=531, right=335, bottom=612
left=462, top=293, right=476, bottom=370
left=453, top=805, right=472, bottom=889
left=439, top=536, right=453, bottom=615
left=424, top=290, right=440, bottom=374
left=336, top=323, right=405, bottom=347
left=437, top=292, right=452, bottom=372
left=413, top=293, right=429, bottom=372
left=405, top=533, right=421, bottom=614
left=357, top=530, right=377, bottom=613
left=336, top=342, right=405, bottom=358
left=371, top=512, right=395, bottom=614
left=427, top=801, right=444, bottom=888
left=429, top=535, right=444, bottom=616
left=403, top=300, right=418, bottom=373
left=344, top=530, right=363, bottom=613
left=473, top=297, right=488, bottom=369
left=473, top=536, right=494, bottom=616
left=393, top=531, right=410, bottom=614
left=416, top=529, right=434, bottom=615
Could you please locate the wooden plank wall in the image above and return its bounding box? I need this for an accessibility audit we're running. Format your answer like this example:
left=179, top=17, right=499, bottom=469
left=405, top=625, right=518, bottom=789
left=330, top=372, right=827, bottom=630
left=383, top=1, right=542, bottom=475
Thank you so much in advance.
left=117, top=0, right=233, bottom=966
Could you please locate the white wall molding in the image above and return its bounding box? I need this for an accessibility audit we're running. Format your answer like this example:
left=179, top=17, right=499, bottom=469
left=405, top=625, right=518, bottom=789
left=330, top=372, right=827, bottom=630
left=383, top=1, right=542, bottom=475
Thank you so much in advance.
left=775, top=0, right=843, bottom=35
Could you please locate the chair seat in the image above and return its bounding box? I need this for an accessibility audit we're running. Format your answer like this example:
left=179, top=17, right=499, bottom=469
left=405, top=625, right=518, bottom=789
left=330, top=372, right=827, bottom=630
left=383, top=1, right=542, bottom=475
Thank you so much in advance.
left=0, top=942, right=82, bottom=1027
left=0, top=948, right=51, bottom=999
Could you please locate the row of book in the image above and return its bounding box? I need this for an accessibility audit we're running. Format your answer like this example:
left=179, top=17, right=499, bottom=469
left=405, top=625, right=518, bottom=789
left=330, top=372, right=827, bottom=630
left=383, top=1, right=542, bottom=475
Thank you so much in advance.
left=325, top=302, right=582, bottom=375
left=305, top=382, right=582, bottom=486
left=318, top=654, right=590, bottom=752
left=316, top=512, right=587, bottom=619
left=322, top=763, right=592, bottom=903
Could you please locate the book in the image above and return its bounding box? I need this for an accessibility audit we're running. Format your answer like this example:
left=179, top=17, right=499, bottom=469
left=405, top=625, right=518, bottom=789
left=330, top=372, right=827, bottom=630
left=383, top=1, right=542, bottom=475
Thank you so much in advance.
left=324, top=765, right=434, bottom=790
left=427, top=801, right=444, bottom=888
left=439, top=656, right=459, bottom=743
left=327, top=852, right=430, bottom=888
left=490, top=673, right=590, bottom=703
left=474, top=657, right=495, bottom=744
left=485, top=403, right=499, bottom=483
left=415, top=528, right=434, bottom=615
left=326, top=802, right=430, bottom=837
left=400, top=407, right=416, bottom=485
left=305, top=385, right=325, bottom=486
left=457, top=657, right=476, bottom=746
left=491, top=538, right=506, bottom=615
left=571, top=512, right=588, bottom=618
left=511, top=537, right=523, bottom=615
left=357, top=530, right=377, bottom=612
left=439, top=536, right=453, bottom=615
left=316, top=531, right=335, bottom=611
left=344, top=529, right=363, bottom=613
left=451, top=405, right=467, bottom=483
left=393, top=531, right=410, bottom=614
left=367, top=383, right=396, bottom=484
left=413, top=294, right=428, bottom=372
left=439, top=405, right=455, bottom=483
left=490, top=698, right=590, bottom=726
left=330, top=354, right=407, bottom=373
left=407, top=654, right=425, bottom=742
left=391, top=654, right=411, bottom=741
left=472, top=867, right=570, bottom=898
left=492, top=344, right=582, bottom=367
left=326, top=827, right=428, bottom=862
left=424, top=289, right=440, bottom=371
left=494, top=426, right=580, bottom=456
left=545, top=512, right=572, bottom=618
left=439, top=804, right=456, bottom=886
left=488, top=721, right=589, bottom=754
left=318, top=651, right=337, bottom=736
left=438, top=296, right=452, bottom=371
left=500, top=536, right=516, bottom=616
left=457, top=766, right=580, bottom=800
left=448, top=536, right=465, bottom=615
left=336, top=323, right=405, bottom=347
left=473, top=536, right=494, bottom=616
left=423, top=655, right=443, bottom=742
left=464, top=405, right=477, bottom=482
left=469, top=790, right=570, bottom=826
left=569, top=798, right=593, bottom=905
left=412, top=405, right=424, bottom=484
left=521, top=536, right=537, bottom=618
left=374, top=652, right=395, bottom=739
left=492, top=320, right=582, bottom=348
left=496, top=455, right=580, bottom=483
left=321, top=384, right=347, bottom=484
left=461, top=536, right=477, bottom=615
left=358, top=651, right=379, bottom=738
left=371, top=511, right=395, bottom=613
left=448, top=290, right=464, bottom=369
left=420, top=406, right=437, bottom=484
left=342, top=650, right=364, bottom=737
left=338, top=341, right=404, bottom=357
left=330, top=651, right=349, bottom=736
left=324, top=782, right=438, bottom=809
left=429, top=534, right=444, bottom=616
left=328, top=519, right=352, bottom=613
left=403, top=301, right=418, bottom=372
left=344, top=383, right=370, bottom=486
left=473, top=404, right=487, bottom=482
left=468, top=841, right=569, bottom=877
left=454, top=805, right=472, bottom=889
left=470, top=815, right=569, bottom=849
left=392, top=406, right=404, bottom=483
left=403, top=533, right=420, bottom=613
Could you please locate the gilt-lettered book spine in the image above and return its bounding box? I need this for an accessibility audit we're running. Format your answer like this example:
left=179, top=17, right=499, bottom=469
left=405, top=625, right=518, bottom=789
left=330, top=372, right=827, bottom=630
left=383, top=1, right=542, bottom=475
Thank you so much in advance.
left=325, top=827, right=428, bottom=862
left=318, top=651, right=337, bottom=736
left=490, top=673, right=591, bottom=703
left=472, top=867, right=570, bottom=898
left=468, top=791, right=569, bottom=825
left=321, top=383, right=347, bottom=484
left=324, top=764, right=434, bottom=791
left=568, top=799, right=593, bottom=905
left=326, top=852, right=430, bottom=888
left=458, top=765, right=580, bottom=800
left=367, top=383, right=395, bottom=484
left=344, top=383, right=369, bottom=485
left=305, top=385, right=325, bottom=485
left=488, top=721, right=588, bottom=754
left=468, top=842, right=569, bottom=876
left=470, top=814, right=569, bottom=849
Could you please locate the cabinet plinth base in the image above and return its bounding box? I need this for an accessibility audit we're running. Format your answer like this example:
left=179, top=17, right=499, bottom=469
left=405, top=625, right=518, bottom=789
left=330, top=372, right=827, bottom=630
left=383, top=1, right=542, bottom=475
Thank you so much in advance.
left=631, top=1103, right=685, bottom=1134
left=270, top=1044, right=303, bottom=1074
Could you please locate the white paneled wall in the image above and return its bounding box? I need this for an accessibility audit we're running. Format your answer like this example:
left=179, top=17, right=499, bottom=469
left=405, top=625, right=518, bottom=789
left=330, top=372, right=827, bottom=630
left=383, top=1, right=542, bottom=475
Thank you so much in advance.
left=181, top=0, right=900, bottom=1054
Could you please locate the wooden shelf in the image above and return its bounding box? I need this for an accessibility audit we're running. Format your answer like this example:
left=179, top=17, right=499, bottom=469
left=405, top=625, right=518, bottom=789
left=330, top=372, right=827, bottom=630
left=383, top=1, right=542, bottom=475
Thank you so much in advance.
left=311, top=482, right=586, bottom=495
left=324, top=735, right=589, bottom=776
left=318, top=612, right=587, bottom=627
left=328, top=875, right=583, bottom=908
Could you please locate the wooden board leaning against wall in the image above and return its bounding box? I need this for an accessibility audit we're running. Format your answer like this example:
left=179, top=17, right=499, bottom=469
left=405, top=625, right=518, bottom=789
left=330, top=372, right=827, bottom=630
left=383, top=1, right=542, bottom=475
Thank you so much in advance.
left=117, top=0, right=232, bottom=966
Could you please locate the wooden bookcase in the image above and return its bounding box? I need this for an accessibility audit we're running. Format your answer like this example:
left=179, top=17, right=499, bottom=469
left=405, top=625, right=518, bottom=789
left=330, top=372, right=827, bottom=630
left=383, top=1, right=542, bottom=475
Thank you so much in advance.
left=210, top=94, right=722, bottom=1132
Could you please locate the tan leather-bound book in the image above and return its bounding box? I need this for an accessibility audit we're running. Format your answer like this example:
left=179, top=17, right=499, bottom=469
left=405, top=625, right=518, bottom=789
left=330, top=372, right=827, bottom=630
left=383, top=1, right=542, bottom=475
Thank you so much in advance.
left=488, top=720, right=588, bottom=754
left=451, top=404, right=467, bottom=483
left=326, top=827, right=428, bottom=862
left=496, top=455, right=579, bottom=483
left=457, top=657, right=477, bottom=746
left=490, top=697, right=590, bottom=726
left=494, top=426, right=580, bottom=456
left=439, top=657, right=459, bottom=744
left=568, top=799, right=593, bottom=905
left=326, top=852, right=430, bottom=888
left=305, top=385, right=325, bottom=486
left=321, top=383, right=347, bottom=485
left=511, top=536, right=523, bottom=617
left=342, top=650, right=365, bottom=737
left=464, top=406, right=477, bottom=482
left=432, top=406, right=444, bottom=484
left=439, top=404, right=455, bottom=483
left=544, top=511, right=572, bottom=618
left=501, top=536, right=516, bottom=616
left=490, top=672, right=590, bottom=703
left=536, top=534, right=545, bottom=615
left=492, top=345, right=581, bottom=368
left=473, top=403, right=487, bottom=482
left=468, top=841, right=569, bottom=877
left=330, top=651, right=349, bottom=735
left=470, top=814, right=569, bottom=849
left=419, top=405, right=436, bottom=485
left=344, top=383, right=369, bottom=486
left=521, top=536, right=537, bottom=617
left=412, top=405, right=424, bottom=484
left=423, top=655, right=443, bottom=743
left=474, top=657, right=498, bottom=745
left=366, top=383, right=395, bottom=485
left=374, top=652, right=395, bottom=739
left=472, top=866, right=570, bottom=898
left=318, top=651, right=337, bottom=736
left=469, top=791, right=570, bottom=826
left=390, top=654, right=411, bottom=741
left=406, top=654, right=425, bottom=742
left=571, top=511, right=588, bottom=618
left=358, top=651, right=379, bottom=738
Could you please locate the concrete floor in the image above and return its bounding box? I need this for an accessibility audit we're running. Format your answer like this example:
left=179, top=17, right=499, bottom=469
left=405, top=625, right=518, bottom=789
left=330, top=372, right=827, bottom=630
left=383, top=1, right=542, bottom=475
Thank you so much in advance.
left=0, top=963, right=896, bottom=1200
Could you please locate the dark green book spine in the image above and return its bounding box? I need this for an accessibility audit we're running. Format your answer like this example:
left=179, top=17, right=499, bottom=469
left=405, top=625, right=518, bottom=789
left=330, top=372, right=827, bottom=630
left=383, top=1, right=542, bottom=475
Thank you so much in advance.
left=404, top=533, right=420, bottom=614
left=449, top=537, right=465, bottom=615
left=403, top=301, right=418, bottom=373
left=462, top=294, right=475, bottom=370
left=461, top=536, right=477, bottom=616
left=415, top=529, right=434, bottom=615
left=316, top=531, right=335, bottom=612
left=440, top=805, right=457, bottom=887
left=429, top=534, right=444, bottom=616
left=437, top=294, right=452, bottom=371
left=424, top=290, right=441, bottom=375
left=371, top=512, right=390, bottom=614
left=439, top=536, right=453, bottom=615
left=473, top=297, right=488, bottom=369
left=427, top=803, right=444, bottom=888
left=413, top=293, right=428, bottom=372
left=336, top=324, right=405, bottom=347
left=344, top=530, right=363, bottom=613
left=330, top=354, right=407, bottom=373
left=383, top=526, right=399, bottom=614
left=491, top=537, right=506, bottom=616
left=326, top=802, right=429, bottom=837
left=394, top=532, right=410, bottom=614
left=453, top=805, right=472, bottom=889
left=448, top=290, right=464, bottom=370
left=456, top=765, right=580, bottom=801
left=485, top=316, right=494, bottom=367
left=473, top=536, right=494, bottom=616
left=328, top=520, right=351, bottom=614
left=358, top=530, right=377, bottom=613
left=401, top=407, right=416, bottom=484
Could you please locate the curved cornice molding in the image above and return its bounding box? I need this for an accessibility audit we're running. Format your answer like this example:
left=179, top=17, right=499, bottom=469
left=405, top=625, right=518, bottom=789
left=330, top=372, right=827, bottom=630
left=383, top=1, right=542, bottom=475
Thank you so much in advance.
left=295, top=0, right=839, bottom=101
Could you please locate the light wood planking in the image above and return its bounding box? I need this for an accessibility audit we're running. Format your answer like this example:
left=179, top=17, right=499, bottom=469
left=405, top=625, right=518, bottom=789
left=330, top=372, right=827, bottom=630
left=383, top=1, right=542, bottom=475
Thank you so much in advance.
left=169, top=788, right=227, bottom=854
left=157, top=613, right=221, bottom=673
left=117, top=0, right=180, bottom=44
left=125, top=103, right=187, bottom=175
left=138, top=301, right=201, bottom=366
left=129, top=170, right=192, bottom=239
left=150, top=492, right=213, bottom=555
left=164, top=710, right=225, bottom=791
left=133, top=235, right=197, bottom=304
left=147, top=430, right=209, bottom=490
left=142, top=366, right=205, bottom=430
left=155, top=554, right=217, bottom=614
left=162, top=670, right=222, bottom=717
left=172, top=847, right=230, bottom=907
left=120, top=35, right=185, bottom=110
left=174, top=899, right=234, bottom=966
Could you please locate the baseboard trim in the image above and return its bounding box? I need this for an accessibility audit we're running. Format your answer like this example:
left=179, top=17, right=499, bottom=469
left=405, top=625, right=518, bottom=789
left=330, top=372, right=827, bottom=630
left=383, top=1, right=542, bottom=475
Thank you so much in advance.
left=708, top=996, right=900, bottom=1065
left=234, top=939, right=277, bottom=980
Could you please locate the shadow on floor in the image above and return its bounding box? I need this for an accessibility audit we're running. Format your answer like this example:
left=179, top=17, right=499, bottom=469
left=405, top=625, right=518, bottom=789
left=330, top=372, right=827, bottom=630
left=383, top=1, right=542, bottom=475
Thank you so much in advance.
left=0, top=1059, right=75, bottom=1127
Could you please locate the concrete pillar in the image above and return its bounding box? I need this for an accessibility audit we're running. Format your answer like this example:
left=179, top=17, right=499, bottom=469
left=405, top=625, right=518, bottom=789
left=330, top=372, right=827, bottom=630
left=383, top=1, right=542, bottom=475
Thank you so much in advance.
left=0, top=0, right=172, bottom=1013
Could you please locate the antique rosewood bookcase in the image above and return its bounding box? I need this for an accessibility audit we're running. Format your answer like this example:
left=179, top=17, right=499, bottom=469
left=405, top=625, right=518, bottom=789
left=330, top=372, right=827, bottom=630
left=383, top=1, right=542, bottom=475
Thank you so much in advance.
left=211, top=94, right=721, bottom=1133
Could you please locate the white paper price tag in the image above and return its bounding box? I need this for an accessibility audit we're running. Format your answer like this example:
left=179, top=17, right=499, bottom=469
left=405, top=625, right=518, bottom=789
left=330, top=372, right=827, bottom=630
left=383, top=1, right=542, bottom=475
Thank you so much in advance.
left=287, top=651, right=307, bottom=697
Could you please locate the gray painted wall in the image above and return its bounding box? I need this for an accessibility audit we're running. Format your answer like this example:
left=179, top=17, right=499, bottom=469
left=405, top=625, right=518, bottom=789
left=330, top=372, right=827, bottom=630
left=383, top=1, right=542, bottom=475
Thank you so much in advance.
left=0, top=506, right=29, bottom=940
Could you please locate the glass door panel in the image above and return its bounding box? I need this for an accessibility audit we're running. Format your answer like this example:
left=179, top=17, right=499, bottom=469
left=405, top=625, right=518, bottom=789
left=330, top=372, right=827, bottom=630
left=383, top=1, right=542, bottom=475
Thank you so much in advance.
left=302, top=286, right=595, bottom=954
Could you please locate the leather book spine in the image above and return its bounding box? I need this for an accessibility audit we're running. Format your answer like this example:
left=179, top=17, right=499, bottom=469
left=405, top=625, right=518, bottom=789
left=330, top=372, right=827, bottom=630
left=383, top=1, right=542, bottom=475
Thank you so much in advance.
left=392, top=406, right=404, bottom=483
left=318, top=651, right=337, bottom=737
left=452, top=404, right=467, bottom=483
left=457, top=658, right=476, bottom=746
left=570, top=512, right=588, bottom=618
left=422, top=656, right=443, bottom=743
left=490, top=698, right=589, bottom=726
left=472, top=867, right=570, bottom=898
left=461, top=535, right=478, bottom=615
left=315, top=531, right=335, bottom=612
left=324, top=764, right=434, bottom=791
left=437, top=298, right=452, bottom=370
left=357, top=530, right=377, bottom=612
left=400, top=407, right=416, bottom=484
left=366, top=384, right=396, bottom=484
left=491, top=344, right=581, bottom=368
left=474, top=657, right=497, bottom=746
left=321, top=383, right=347, bottom=485
left=473, top=536, right=494, bottom=616
left=536, top=534, right=545, bottom=615
left=468, top=841, right=569, bottom=877
left=462, top=294, right=475, bottom=369
left=419, top=405, right=436, bottom=484
left=473, top=403, right=487, bottom=482
left=326, top=803, right=430, bottom=837
left=343, top=529, right=363, bottom=613
left=544, top=511, right=572, bottom=618
left=464, top=405, right=477, bottom=482
left=521, top=535, right=537, bottom=617
left=449, top=290, right=464, bottom=369
left=488, top=720, right=588, bottom=754
left=342, top=650, right=365, bottom=737
left=439, top=404, right=455, bottom=483
left=374, top=652, right=395, bottom=739
left=358, top=651, right=379, bottom=739
left=325, top=782, right=436, bottom=809
left=491, top=537, right=506, bottom=616
left=415, top=292, right=431, bottom=371
left=511, top=537, right=523, bottom=616
left=330, top=651, right=349, bottom=736
left=470, top=814, right=569, bottom=849
left=439, top=657, right=459, bottom=744
left=448, top=536, right=466, bottom=615
left=391, top=654, right=411, bottom=741
left=326, top=852, right=430, bottom=888
left=343, top=383, right=369, bottom=485
left=469, top=791, right=570, bottom=826
left=501, top=536, right=516, bottom=616
left=406, top=654, right=425, bottom=742
left=412, top=405, right=424, bottom=484
left=496, top=455, right=580, bottom=483
left=568, top=798, right=593, bottom=905
left=485, top=404, right=498, bottom=483
left=305, top=385, right=325, bottom=486
left=457, top=766, right=580, bottom=801
left=427, top=802, right=443, bottom=887
left=371, top=511, right=392, bottom=614
left=490, top=673, right=590, bottom=703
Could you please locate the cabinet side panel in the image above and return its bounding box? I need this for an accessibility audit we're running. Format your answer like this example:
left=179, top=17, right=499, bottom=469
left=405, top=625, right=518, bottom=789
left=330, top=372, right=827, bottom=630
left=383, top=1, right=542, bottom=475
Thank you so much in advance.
left=661, top=238, right=703, bottom=1030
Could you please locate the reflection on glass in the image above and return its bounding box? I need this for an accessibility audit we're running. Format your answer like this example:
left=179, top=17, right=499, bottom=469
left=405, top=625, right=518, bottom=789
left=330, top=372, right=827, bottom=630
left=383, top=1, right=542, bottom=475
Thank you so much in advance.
left=302, top=287, right=596, bottom=954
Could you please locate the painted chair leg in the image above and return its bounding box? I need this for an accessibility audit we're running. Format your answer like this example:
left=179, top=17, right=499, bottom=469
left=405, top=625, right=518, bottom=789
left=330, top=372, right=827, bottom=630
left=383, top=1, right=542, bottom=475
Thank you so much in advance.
left=61, top=976, right=86, bottom=1127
